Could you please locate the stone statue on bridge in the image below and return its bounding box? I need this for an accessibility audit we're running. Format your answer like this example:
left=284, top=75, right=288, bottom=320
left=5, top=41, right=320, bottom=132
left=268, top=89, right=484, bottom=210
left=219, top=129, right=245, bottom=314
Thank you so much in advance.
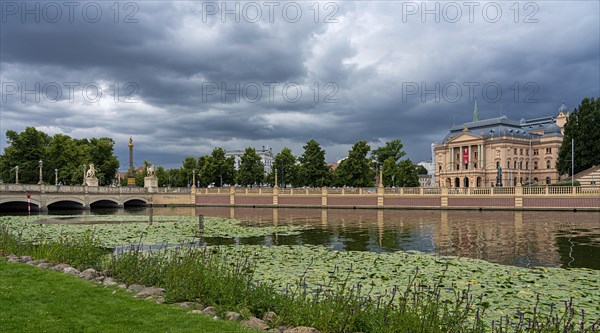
left=85, top=163, right=99, bottom=187
left=144, top=163, right=158, bottom=191
left=146, top=164, right=155, bottom=177
left=86, top=164, right=96, bottom=178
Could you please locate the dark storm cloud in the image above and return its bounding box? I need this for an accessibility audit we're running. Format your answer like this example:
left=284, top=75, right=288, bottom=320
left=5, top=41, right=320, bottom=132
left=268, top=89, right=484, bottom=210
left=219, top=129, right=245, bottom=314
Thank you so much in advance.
left=1, top=1, right=598, bottom=167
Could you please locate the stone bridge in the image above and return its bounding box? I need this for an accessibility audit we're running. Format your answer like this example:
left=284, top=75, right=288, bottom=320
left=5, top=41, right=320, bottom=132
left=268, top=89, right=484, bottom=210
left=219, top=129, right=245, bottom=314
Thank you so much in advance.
left=2, top=183, right=599, bottom=211
left=0, top=184, right=193, bottom=211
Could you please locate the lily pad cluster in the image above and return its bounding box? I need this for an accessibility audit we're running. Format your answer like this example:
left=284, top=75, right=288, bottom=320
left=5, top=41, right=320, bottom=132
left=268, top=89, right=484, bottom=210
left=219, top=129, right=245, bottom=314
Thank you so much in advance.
left=1, top=215, right=598, bottom=326
left=0, top=215, right=309, bottom=245
left=213, top=245, right=600, bottom=324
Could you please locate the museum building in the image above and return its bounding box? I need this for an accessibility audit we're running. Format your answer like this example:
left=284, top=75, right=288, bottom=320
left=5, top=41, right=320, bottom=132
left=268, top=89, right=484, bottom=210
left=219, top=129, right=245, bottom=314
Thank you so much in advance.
left=434, top=102, right=569, bottom=188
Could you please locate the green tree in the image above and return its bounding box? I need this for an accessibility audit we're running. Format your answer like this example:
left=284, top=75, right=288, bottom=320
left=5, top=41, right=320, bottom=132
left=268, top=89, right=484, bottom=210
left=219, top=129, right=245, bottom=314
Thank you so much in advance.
left=196, top=155, right=211, bottom=187
left=87, top=138, right=120, bottom=186
left=200, top=148, right=235, bottom=187
left=371, top=139, right=406, bottom=165
left=333, top=140, right=374, bottom=187
left=416, top=165, right=428, bottom=175
left=557, top=97, right=600, bottom=176
left=298, top=140, right=330, bottom=187
left=154, top=166, right=168, bottom=187
left=396, top=159, right=419, bottom=187
left=236, top=148, right=264, bottom=186
left=0, top=128, right=121, bottom=185
left=181, top=156, right=199, bottom=187
left=0, top=127, right=50, bottom=183
left=166, top=168, right=184, bottom=187
left=270, top=147, right=297, bottom=187
left=46, top=134, right=86, bottom=185
left=381, top=157, right=398, bottom=187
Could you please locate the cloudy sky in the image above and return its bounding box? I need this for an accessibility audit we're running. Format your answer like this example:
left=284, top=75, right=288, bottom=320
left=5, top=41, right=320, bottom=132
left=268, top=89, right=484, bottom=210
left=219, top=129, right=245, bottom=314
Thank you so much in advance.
left=1, top=1, right=598, bottom=169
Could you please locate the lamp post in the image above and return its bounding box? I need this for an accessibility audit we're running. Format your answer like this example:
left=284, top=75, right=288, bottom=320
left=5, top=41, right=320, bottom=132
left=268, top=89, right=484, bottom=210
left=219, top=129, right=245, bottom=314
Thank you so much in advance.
left=571, top=137, right=574, bottom=186
left=192, top=169, right=196, bottom=188
left=55, top=168, right=58, bottom=185
left=82, top=164, right=87, bottom=185
left=14, top=166, right=19, bottom=184
left=37, top=160, right=43, bottom=185
left=375, top=162, right=379, bottom=187
left=281, top=163, right=284, bottom=188
left=517, top=161, right=522, bottom=186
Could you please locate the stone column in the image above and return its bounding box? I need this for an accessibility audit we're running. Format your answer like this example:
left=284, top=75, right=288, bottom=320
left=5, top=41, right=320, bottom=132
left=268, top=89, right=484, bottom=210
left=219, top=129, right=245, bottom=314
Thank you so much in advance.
left=468, top=145, right=472, bottom=170
left=515, top=185, right=523, bottom=208
left=441, top=187, right=448, bottom=207
left=321, top=187, right=328, bottom=207
left=377, top=168, right=384, bottom=208
left=229, top=186, right=235, bottom=206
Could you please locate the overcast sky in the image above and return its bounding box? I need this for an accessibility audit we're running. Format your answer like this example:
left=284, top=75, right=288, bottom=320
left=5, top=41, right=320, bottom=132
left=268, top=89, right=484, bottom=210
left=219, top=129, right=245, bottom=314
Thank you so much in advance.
left=1, top=1, right=598, bottom=170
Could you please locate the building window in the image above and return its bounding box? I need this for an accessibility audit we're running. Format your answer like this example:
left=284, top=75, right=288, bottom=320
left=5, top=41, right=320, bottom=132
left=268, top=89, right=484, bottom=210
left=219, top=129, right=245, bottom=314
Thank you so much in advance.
left=546, top=160, right=551, bottom=169
left=526, top=162, right=529, bottom=170
left=526, top=149, right=529, bottom=155
left=546, top=148, right=552, bottom=154
left=533, top=149, right=539, bottom=155
left=520, top=148, right=523, bottom=155
left=546, top=177, right=551, bottom=184
left=514, top=148, right=518, bottom=155
left=507, top=161, right=510, bottom=169
left=514, top=161, right=517, bottom=169
left=534, top=161, right=538, bottom=169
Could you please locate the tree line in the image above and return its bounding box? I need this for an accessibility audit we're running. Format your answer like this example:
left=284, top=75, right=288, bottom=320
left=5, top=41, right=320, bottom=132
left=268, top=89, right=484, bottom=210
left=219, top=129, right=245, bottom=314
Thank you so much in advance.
left=5, top=95, right=597, bottom=189
left=139, top=139, right=427, bottom=188
left=556, top=97, right=600, bottom=176
left=0, top=127, right=119, bottom=185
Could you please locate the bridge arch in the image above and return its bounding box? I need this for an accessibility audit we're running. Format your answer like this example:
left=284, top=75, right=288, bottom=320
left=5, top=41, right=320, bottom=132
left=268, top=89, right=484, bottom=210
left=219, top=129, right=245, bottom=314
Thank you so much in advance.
left=46, top=197, right=86, bottom=206
left=90, top=198, right=120, bottom=208
left=47, top=199, right=85, bottom=210
left=0, top=198, right=41, bottom=212
left=0, top=197, right=42, bottom=206
left=123, top=197, right=148, bottom=207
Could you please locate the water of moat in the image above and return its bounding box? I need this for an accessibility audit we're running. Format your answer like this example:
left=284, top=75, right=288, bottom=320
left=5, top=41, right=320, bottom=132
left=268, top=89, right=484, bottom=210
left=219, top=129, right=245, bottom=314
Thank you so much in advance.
left=5, top=207, right=600, bottom=270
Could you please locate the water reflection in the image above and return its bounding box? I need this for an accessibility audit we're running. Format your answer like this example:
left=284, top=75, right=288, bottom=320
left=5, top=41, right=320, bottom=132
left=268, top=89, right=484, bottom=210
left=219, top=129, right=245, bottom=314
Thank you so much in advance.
left=4, top=206, right=599, bottom=269
left=195, top=207, right=600, bottom=270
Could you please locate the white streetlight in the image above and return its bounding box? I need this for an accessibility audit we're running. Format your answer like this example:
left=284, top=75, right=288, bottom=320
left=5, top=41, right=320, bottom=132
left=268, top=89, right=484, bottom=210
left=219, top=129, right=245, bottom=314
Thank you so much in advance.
left=15, top=166, right=19, bottom=184
left=571, top=137, right=575, bottom=186
left=37, top=160, right=43, bottom=185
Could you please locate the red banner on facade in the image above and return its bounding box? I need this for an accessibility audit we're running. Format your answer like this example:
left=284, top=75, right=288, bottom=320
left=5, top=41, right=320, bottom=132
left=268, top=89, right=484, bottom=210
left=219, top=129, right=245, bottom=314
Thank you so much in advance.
left=463, top=148, right=469, bottom=164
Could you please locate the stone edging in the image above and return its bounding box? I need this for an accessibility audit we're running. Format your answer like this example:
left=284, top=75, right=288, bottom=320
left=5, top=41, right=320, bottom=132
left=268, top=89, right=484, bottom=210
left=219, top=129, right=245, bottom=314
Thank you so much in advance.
left=4, top=255, right=321, bottom=333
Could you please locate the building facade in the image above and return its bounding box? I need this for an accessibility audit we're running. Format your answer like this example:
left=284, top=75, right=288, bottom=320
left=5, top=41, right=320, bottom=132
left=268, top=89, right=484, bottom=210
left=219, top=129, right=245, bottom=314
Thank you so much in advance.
left=225, top=146, right=275, bottom=174
left=572, top=165, right=600, bottom=187
left=434, top=102, right=569, bottom=188
left=417, top=160, right=435, bottom=187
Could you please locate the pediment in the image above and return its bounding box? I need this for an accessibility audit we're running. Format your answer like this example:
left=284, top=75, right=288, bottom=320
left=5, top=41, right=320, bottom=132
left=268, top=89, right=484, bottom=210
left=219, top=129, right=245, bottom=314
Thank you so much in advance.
left=446, top=132, right=483, bottom=143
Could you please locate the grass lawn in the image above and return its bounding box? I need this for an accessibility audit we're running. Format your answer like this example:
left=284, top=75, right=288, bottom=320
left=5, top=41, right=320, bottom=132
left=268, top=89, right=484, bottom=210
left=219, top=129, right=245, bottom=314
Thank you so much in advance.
left=0, top=261, right=261, bottom=333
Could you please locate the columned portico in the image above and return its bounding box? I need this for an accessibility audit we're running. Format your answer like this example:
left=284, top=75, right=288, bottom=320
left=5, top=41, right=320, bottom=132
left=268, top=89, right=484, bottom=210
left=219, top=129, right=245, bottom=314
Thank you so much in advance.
left=435, top=103, right=566, bottom=188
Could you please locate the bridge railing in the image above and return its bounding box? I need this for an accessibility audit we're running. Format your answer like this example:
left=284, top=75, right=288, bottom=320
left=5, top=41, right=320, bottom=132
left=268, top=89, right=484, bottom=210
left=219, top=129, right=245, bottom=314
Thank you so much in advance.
left=2, top=183, right=599, bottom=197
left=0, top=184, right=149, bottom=194
left=154, top=187, right=191, bottom=194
